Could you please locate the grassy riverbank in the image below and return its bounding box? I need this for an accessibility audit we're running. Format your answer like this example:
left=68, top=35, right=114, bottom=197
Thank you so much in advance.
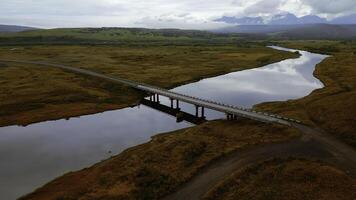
left=205, top=158, right=356, bottom=200
left=20, top=120, right=300, bottom=200
left=0, top=44, right=296, bottom=127
left=3, top=36, right=355, bottom=200
left=257, top=40, right=356, bottom=147
left=202, top=41, right=356, bottom=200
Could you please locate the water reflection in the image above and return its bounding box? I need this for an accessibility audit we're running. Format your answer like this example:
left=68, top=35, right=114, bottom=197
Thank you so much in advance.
left=0, top=46, right=327, bottom=200
left=0, top=106, right=190, bottom=200
left=172, top=46, right=327, bottom=109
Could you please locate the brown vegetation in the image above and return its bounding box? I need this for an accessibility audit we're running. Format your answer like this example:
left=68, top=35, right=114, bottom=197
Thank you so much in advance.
left=4, top=40, right=356, bottom=200
left=20, top=120, right=300, bottom=200
left=257, top=41, right=356, bottom=147
left=0, top=62, right=141, bottom=126
left=0, top=45, right=296, bottom=127
left=204, top=158, right=356, bottom=200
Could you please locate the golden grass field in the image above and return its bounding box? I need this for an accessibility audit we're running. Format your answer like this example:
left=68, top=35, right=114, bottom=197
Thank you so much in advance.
left=256, top=40, right=356, bottom=147
left=205, top=158, right=356, bottom=200
left=0, top=45, right=296, bottom=127
left=2, top=40, right=355, bottom=200
left=20, top=120, right=300, bottom=200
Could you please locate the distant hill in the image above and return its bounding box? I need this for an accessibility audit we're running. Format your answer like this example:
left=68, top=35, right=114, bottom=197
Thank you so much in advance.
left=214, top=12, right=356, bottom=39
left=269, top=13, right=300, bottom=25
left=0, top=27, right=224, bottom=39
left=299, top=15, right=327, bottom=24
left=215, top=13, right=355, bottom=25
left=0, top=24, right=38, bottom=32
left=0, top=27, right=239, bottom=45
left=277, top=24, right=356, bottom=39
left=331, top=14, right=356, bottom=24
left=215, top=24, right=308, bottom=34
left=268, top=13, right=327, bottom=25
left=214, top=24, right=356, bottom=39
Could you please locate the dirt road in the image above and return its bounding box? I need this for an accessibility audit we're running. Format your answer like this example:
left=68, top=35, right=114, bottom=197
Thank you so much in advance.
left=163, top=123, right=356, bottom=200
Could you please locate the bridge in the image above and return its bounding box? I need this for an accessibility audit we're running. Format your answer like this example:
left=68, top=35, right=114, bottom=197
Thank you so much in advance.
left=139, top=99, right=206, bottom=125
left=0, top=59, right=301, bottom=126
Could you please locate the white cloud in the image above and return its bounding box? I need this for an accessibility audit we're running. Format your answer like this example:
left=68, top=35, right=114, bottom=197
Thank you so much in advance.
left=244, top=0, right=285, bottom=15
left=0, top=0, right=354, bottom=29
left=135, top=14, right=228, bottom=29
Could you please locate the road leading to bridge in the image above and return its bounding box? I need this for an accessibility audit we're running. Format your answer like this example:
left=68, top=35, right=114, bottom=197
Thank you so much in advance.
left=0, top=59, right=300, bottom=126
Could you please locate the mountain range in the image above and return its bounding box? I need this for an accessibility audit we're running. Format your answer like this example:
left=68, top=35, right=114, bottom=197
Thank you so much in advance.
left=214, top=24, right=356, bottom=39
left=215, top=13, right=356, bottom=25
left=1, top=13, right=356, bottom=40
left=0, top=24, right=38, bottom=32
left=214, top=13, right=356, bottom=39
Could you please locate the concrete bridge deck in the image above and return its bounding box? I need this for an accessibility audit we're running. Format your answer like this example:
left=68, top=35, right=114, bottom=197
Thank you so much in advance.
left=0, top=59, right=300, bottom=126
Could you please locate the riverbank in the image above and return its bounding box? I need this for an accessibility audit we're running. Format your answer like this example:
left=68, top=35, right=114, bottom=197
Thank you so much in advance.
left=204, top=158, right=356, bottom=200
left=20, top=120, right=300, bottom=200
left=17, top=41, right=356, bottom=200
left=257, top=40, right=356, bottom=148
left=0, top=45, right=297, bottom=127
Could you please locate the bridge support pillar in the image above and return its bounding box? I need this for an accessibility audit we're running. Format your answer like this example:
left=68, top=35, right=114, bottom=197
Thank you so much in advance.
left=153, top=94, right=156, bottom=102
left=201, top=107, right=205, bottom=118
left=195, top=105, right=199, bottom=117
left=176, top=100, right=180, bottom=110
left=226, top=113, right=234, bottom=120
left=149, top=95, right=152, bottom=101
left=170, top=98, right=174, bottom=108
left=156, top=94, right=160, bottom=103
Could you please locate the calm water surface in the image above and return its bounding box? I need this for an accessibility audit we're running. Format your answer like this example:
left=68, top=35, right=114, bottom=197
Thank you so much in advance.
left=0, top=46, right=328, bottom=200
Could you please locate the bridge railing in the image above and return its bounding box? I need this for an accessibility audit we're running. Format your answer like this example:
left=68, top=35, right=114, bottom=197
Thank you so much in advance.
left=137, top=84, right=300, bottom=125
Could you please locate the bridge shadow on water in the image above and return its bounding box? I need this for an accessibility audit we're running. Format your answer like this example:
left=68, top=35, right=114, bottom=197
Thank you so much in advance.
left=138, top=99, right=206, bottom=125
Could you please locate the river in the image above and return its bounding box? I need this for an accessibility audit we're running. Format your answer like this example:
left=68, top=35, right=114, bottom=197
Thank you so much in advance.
left=0, top=46, right=328, bottom=200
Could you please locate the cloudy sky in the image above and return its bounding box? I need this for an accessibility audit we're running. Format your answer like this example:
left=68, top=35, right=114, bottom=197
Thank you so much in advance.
left=0, top=0, right=355, bottom=29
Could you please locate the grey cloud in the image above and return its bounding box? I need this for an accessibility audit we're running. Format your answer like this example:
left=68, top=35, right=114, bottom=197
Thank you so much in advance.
left=244, top=0, right=285, bottom=15
left=0, top=0, right=127, bottom=16
left=302, top=0, right=356, bottom=14
left=0, top=0, right=355, bottom=29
